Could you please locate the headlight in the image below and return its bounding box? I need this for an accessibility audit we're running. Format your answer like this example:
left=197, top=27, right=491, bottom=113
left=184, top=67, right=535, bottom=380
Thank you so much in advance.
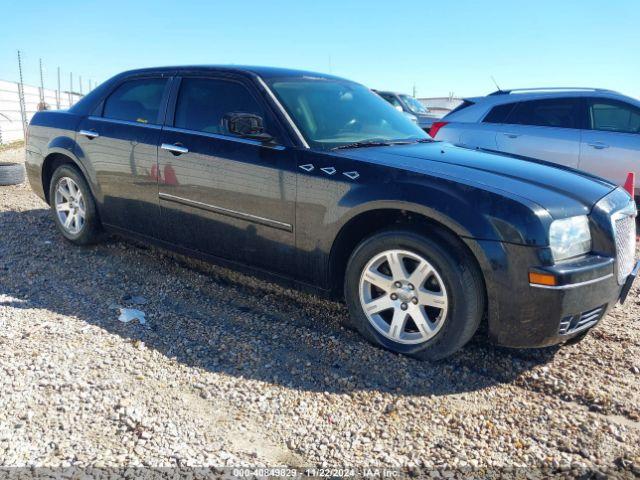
left=549, top=215, right=591, bottom=262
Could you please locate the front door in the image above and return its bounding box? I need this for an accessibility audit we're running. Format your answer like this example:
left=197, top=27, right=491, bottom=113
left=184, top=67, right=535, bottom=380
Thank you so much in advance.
left=75, top=75, right=171, bottom=236
left=157, top=75, right=296, bottom=273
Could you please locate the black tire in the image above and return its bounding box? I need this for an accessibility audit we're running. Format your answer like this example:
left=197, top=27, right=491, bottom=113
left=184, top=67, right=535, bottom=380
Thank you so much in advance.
left=49, top=164, right=102, bottom=245
left=344, top=229, right=485, bottom=360
left=0, top=162, right=25, bottom=185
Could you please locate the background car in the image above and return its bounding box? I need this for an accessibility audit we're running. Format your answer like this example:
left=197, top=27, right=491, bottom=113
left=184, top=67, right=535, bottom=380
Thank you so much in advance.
left=430, top=88, right=640, bottom=202
left=374, top=90, right=440, bottom=132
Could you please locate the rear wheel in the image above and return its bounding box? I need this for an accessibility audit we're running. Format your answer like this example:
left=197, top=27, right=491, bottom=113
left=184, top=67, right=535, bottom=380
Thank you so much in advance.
left=49, top=164, right=101, bottom=245
left=344, top=229, right=485, bottom=360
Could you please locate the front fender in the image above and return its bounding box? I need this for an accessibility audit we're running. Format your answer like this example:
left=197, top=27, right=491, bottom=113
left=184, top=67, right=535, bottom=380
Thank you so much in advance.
left=325, top=176, right=551, bottom=252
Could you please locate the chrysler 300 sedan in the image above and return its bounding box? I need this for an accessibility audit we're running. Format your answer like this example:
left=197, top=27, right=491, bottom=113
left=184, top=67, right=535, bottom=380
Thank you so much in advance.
left=25, top=66, right=638, bottom=360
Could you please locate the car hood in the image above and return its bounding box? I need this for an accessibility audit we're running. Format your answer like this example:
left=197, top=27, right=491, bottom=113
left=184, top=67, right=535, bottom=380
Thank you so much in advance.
left=338, top=141, right=616, bottom=218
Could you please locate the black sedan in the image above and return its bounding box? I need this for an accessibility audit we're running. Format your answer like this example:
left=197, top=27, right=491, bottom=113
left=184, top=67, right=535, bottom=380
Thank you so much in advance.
left=25, top=65, right=638, bottom=360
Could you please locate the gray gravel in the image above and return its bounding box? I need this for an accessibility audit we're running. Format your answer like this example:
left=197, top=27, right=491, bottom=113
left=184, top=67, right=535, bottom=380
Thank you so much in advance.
left=0, top=147, right=639, bottom=475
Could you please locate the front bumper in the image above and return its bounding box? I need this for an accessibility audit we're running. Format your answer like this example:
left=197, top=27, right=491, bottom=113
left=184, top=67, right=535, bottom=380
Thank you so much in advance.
left=468, top=238, right=636, bottom=349
left=495, top=255, right=625, bottom=348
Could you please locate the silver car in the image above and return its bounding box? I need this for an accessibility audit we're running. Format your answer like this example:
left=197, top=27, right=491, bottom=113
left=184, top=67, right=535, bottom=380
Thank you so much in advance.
left=432, top=88, right=640, bottom=200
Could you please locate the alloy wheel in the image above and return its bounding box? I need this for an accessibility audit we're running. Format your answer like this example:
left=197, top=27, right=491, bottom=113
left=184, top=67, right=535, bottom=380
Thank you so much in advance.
left=54, top=177, right=86, bottom=235
left=358, top=249, right=448, bottom=344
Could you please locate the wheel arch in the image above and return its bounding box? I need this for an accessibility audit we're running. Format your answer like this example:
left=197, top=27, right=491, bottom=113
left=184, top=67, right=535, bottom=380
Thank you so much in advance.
left=41, top=149, right=93, bottom=205
left=328, top=206, right=488, bottom=302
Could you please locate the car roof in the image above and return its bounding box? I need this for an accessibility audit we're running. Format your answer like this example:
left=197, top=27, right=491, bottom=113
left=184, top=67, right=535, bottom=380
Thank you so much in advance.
left=444, top=88, right=640, bottom=122
left=116, top=65, right=350, bottom=82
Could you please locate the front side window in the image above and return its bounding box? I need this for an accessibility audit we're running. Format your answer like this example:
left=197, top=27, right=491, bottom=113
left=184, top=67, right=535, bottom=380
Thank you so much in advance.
left=103, top=78, right=167, bottom=124
left=589, top=100, right=640, bottom=134
left=268, top=78, right=427, bottom=150
left=174, top=78, right=268, bottom=136
left=507, top=98, right=582, bottom=129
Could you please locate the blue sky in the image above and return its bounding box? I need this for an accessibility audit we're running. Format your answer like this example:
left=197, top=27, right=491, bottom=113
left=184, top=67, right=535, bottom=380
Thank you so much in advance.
left=1, top=0, right=639, bottom=99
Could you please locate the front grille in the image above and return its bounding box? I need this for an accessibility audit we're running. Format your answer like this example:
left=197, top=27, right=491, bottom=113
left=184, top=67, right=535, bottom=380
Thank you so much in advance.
left=558, top=305, right=606, bottom=335
left=614, top=213, right=637, bottom=285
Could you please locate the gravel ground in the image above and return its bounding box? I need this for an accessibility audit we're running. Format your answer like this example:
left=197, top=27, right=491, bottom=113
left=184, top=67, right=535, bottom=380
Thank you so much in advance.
left=0, top=146, right=639, bottom=476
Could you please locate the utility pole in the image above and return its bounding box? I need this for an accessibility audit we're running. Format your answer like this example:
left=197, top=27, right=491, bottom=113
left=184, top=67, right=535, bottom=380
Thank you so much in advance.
left=412, top=83, right=417, bottom=98
left=16, top=51, right=27, bottom=141
left=39, top=58, right=45, bottom=105
left=69, top=72, right=73, bottom=106
left=79, top=75, right=83, bottom=95
left=56, top=67, right=61, bottom=109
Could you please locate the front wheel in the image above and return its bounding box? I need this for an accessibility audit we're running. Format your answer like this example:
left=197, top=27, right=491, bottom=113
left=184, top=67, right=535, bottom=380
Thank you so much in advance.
left=344, top=229, right=485, bottom=360
left=49, top=164, right=101, bottom=245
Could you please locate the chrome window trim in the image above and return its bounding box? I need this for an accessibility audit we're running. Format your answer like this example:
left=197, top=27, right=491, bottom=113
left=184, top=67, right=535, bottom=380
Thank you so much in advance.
left=256, top=76, right=310, bottom=149
left=529, top=273, right=613, bottom=290
left=162, top=126, right=285, bottom=150
left=158, top=193, right=293, bottom=232
left=87, top=115, right=163, bottom=129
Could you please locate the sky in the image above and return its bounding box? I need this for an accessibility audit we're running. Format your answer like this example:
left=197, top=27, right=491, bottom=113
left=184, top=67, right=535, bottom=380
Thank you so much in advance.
left=1, top=0, right=639, bottom=99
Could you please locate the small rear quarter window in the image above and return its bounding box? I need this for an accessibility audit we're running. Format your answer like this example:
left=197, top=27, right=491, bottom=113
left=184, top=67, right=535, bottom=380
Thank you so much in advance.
left=482, top=102, right=516, bottom=123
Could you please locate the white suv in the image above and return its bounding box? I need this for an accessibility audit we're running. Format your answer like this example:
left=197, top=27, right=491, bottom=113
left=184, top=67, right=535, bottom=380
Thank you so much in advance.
left=431, top=88, right=640, bottom=201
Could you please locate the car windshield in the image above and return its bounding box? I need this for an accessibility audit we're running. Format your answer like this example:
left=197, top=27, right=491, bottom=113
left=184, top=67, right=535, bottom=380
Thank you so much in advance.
left=267, top=77, right=428, bottom=150
left=400, top=94, right=429, bottom=115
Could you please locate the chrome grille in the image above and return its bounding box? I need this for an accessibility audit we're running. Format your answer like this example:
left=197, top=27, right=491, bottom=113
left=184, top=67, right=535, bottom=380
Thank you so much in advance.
left=614, top=213, right=636, bottom=285
left=559, top=305, right=606, bottom=335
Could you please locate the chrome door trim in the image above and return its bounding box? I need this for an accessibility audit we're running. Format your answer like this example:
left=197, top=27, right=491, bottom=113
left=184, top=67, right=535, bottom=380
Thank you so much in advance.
left=158, top=193, right=293, bottom=232
left=161, top=126, right=286, bottom=151
left=87, top=115, right=163, bottom=130
left=161, top=143, right=189, bottom=154
left=255, top=75, right=310, bottom=149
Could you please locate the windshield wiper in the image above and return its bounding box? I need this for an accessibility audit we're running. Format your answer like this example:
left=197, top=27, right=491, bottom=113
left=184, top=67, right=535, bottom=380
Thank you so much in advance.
left=332, top=140, right=392, bottom=151
left=332, top=137, right=434, bottom=151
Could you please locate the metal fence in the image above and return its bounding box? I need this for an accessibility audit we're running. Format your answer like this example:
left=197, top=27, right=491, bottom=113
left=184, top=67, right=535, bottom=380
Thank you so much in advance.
left=0, top=79, right=84, bottom=144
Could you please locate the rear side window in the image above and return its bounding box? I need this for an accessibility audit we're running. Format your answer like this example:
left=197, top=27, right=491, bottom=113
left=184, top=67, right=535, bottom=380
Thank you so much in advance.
left=588, top=100, right=640, bottom=134
left=507, top=98, right=583, bottom=129
left=482, top=102, right=516, bottom=123
left=103, top=78, right=167, bottom=125
left=174, top=78, right=267, bottom=136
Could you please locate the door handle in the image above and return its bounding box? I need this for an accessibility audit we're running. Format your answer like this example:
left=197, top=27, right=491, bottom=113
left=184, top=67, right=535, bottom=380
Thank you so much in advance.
left=161, top=143, right=189, bottom=155
left=79, top=129, right=99, bottom=139
left=588, top=142, right=609, bottom=149
left=503, top=133, right=520, bottom=139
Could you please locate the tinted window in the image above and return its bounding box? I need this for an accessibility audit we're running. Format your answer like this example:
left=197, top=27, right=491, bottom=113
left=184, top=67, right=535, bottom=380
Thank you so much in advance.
left=174, top=78, right=267, bottom=136
left=589, top=100, right=640, bottom=134
left=483, top=102, right=516, bottom=123
left=507, top=98, right=582, bottom=129
left=103, top=78, right=167, bottom=124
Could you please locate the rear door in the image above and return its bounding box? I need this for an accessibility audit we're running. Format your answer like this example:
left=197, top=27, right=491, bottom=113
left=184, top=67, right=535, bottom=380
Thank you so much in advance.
left=157, top=74, right=297, bottom=273
left=494, top=97, right=584, bottom=168
left=75, top=75, right=171, bottom=235
left=579, top=98, right=640, bottom=191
